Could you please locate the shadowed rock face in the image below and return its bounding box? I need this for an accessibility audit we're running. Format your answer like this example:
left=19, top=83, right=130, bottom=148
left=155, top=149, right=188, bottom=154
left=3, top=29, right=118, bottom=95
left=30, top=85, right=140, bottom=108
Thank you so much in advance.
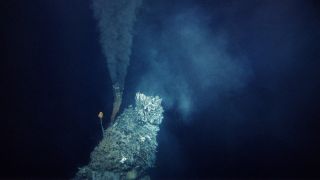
left=75, top=93, right=163, bottom=180
left=110, top=84, right=123, bottom=124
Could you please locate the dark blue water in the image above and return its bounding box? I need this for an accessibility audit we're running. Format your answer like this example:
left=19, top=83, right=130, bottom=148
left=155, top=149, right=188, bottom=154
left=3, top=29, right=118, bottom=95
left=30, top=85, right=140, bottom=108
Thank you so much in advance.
left=2, top=0, right=320, bottom=178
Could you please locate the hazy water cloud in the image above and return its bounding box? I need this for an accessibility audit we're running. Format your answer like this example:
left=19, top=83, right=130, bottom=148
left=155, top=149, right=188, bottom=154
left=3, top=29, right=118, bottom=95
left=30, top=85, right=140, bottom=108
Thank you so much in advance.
left=135, top=9, right=253, bottom=121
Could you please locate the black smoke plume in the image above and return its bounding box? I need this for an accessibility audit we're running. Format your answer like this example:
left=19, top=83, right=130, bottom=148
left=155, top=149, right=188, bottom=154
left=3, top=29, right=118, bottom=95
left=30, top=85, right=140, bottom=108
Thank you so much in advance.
left=92, top=0, right=143, bottom=123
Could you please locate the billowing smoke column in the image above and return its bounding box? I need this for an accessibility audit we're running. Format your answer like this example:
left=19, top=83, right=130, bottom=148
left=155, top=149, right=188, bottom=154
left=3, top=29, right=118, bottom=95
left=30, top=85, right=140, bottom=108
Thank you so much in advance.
left=92, top=0, right=143, bottom=123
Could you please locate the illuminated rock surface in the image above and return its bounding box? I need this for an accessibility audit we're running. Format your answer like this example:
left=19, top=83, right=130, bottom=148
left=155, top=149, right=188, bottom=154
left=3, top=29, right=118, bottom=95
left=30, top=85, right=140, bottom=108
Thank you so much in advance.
left=75, top=93, right=163, bottom=180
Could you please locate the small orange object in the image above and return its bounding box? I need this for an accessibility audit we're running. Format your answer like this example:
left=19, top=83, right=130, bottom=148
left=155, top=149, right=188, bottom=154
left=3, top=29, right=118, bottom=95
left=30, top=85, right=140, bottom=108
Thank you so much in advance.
left=98, top=112, right=104, bottom=120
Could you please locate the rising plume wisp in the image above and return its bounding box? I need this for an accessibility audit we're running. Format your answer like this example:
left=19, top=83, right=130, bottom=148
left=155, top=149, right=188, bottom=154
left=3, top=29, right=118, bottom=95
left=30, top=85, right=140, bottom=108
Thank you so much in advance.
left=92, top=0, right=143, bottom=123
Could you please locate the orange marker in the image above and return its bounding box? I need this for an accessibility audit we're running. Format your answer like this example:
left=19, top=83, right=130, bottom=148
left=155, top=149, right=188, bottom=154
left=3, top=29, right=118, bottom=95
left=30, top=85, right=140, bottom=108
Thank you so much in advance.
left=98, top=111, right=104, bottom=120
left=98, top=111, right=104, bottom=137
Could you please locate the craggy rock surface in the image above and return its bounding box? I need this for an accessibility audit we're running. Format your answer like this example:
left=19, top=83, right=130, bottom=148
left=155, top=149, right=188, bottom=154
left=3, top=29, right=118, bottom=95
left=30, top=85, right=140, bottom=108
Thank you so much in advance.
left=75, top=93, right=163, bottom=180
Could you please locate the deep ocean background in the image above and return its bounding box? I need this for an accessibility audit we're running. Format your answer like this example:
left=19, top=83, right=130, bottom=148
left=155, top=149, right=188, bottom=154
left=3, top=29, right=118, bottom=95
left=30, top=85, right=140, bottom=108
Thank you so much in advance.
left=1, top=0, right=320, bottom=178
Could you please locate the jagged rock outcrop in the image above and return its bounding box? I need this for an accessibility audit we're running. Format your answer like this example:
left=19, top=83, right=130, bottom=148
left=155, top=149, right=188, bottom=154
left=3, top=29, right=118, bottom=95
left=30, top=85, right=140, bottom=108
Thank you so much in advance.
left=75, top=93, right=164, bottom=180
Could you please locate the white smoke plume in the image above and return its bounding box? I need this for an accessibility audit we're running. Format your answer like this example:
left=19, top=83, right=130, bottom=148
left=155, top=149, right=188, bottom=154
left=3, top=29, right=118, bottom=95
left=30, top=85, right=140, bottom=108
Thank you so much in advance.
left=135, top=10, right=253, bottom=121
